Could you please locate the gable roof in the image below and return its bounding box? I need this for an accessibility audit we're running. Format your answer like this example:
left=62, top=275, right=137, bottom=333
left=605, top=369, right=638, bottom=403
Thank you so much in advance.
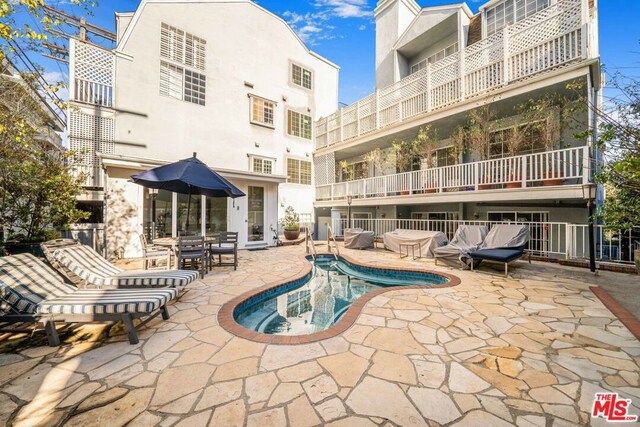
left=394, top=3, right=472, bottom=51
left=115, top=0, right=339, bottom=70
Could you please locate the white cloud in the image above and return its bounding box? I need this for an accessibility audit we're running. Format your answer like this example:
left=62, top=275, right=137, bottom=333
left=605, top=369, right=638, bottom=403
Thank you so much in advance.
left=283, top=0, right=373, bottom=45
left=315, top=0, right=373, bottom=18
left=358, top=24, right=367, bottom=30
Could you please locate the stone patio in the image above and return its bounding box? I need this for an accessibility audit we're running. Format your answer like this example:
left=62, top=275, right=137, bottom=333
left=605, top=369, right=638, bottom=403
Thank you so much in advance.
left=1, top=244, right=639, bottom=426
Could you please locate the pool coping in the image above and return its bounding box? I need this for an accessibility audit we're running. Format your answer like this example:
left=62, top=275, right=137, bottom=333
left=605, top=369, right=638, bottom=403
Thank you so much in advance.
left=217, top=252, right=461, bottom=345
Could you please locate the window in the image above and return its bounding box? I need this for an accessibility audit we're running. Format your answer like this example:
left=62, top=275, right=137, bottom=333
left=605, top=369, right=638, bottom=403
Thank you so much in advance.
left=424, top=146, right=458, bottom=168
left=287, top=158, right=312, bottom=185
left=160, top=23, right=207, bottom=105
left=488, top=122, right=546, bottom=159
left=339, top=161, right=368, bottom=182
left=291, top=63, right=312, bottom=90
left=250, top=96, right=275, bottom=127
left=486, top=0, right=550, bottom=36
left=410, top=43, right=459, bottom=74
left=287, top=110, right=312, bottom=139
left=250, top=155, right=274, bottom=174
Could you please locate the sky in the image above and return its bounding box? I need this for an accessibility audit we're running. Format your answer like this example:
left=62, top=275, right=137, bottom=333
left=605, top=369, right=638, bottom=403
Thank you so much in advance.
left=32, top=0, right=640, bottom=106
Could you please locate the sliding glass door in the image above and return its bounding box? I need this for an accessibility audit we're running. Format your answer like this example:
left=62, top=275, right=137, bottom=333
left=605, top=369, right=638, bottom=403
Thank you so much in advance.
left=247, top=186, right=265, bottom=243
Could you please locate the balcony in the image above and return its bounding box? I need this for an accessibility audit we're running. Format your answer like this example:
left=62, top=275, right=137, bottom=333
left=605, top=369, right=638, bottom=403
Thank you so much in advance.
left=315, top=0, right=591, bottom=150
left=316, top=146, right=589, bottom=203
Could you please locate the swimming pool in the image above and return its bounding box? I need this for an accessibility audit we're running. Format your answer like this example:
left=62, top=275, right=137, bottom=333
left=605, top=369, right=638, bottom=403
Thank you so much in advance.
left=233, top=255, right=449, bottom=337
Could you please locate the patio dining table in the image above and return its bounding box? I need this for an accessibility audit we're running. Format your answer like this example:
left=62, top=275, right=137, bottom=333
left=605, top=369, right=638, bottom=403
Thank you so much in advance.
left=153, top=237, right=222, bottom=270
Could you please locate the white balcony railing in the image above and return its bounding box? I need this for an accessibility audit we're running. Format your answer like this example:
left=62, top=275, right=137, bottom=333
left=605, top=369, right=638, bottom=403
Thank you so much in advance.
left=329, top=219, right=639, bottom=265
left=316, top=146, right=589, bottom=202
left=316, top=0, right=589, bottom=149
left=69, top=39, right=114, bottom=108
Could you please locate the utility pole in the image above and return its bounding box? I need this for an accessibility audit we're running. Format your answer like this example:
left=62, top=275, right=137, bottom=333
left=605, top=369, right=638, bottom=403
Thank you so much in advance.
left=40, top=5, right=116, bottom=63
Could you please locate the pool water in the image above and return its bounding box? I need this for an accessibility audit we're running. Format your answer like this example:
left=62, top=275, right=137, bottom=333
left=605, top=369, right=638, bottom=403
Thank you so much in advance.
left=234, top=255, right=448, bottom=336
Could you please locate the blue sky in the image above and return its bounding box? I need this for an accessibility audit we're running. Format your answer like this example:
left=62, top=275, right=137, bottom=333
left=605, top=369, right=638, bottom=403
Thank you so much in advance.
left=37, top=0, right=640, bottom=106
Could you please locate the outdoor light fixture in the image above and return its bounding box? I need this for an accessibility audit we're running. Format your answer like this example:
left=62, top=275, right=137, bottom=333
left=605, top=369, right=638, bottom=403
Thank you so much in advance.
left=347, top=195, right=353, bottom=229
left=254, top=142, right=260, bottom=148
left=286, top=147, right=291, bottom=153
left=582, top=183, right=597, bottom=273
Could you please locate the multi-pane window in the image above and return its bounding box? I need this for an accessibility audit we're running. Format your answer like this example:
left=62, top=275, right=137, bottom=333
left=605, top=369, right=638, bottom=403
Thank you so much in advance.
left=486, top=0, right=550, bottom=36
left=410, top=43, right=459, bottom=74
left=250, top=156, right=274, bottom=174
left=291, top=64, right=312, bottom=90
left=488, top=122, right=546, bottom=159
left=160, top=23, right=206, bottom=105
left=287, top=158, right=312, bottom=185
left=287, top=110, right=312, bottom=139
left=431, top=147, right=458, bottom=167
left=250, top=96, right=275, bottom=127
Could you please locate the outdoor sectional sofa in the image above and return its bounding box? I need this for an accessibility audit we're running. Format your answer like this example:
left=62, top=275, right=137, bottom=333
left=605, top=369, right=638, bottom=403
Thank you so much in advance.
left=44, top=240, right=198, bottom=289
left=0, top=253, right=177, bottom=345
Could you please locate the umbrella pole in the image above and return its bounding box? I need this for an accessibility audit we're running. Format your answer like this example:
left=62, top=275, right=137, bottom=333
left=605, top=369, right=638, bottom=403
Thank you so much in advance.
left=186, top=187, right=191, bottom=233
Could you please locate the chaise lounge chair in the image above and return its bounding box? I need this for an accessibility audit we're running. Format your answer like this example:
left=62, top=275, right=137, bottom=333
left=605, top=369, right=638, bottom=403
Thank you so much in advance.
left=467, top=224, right=531, bottom=277
left=434, top=225, right=489, bottom=268
left=44, top=240, right=198, bottom=289
left=0, top=253, right=177, bottom=345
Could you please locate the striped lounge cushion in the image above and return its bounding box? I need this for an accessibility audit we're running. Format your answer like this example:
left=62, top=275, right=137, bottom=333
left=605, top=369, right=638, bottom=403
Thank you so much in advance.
left=113, top=270, right=199, bottom=288
left=53, top=245, right=198, bottom=288
left=36, top=288, right=178, bottom=315
left=0, top=254, right=75, bottom=315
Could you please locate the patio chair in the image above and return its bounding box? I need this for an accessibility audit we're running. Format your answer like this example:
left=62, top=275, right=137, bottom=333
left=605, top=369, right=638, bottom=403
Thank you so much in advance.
left=47, top=242, right=199, bottom=288
left=140, top=234, right=172, bottom=270
left=209, top=232, right=238, bottom=270
left=434, top=225, right=489, bottom=268
left=343, top=228, right=375, bottom=250
left=468, top=224, right=531, bottom=277
left=177, top=235, right=206, bottom=278
left=0, top=253, right=177, bottom=345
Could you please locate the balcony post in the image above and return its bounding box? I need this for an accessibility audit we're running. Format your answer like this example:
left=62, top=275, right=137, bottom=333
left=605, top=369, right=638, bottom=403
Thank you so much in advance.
left=581, top=0, right=589, bottom=60
left=339, top=108, right=344, bottom=143
left=503, top=27, right=510, bottom=85
left=375, top=89, right=380, bottom=130
left=521, top=155, right=527, bottom=188
left=438, top=168, right=444, bottom=193
left=426, top=62, right=432, bottom=112
left=459, top=52, right=465, bottom=101
left=384, top=175, right=388, bottom=197
left=474, top=162, right=480, bottom=191
left=582, top=145, right=590, bottom=185
left=409, top=173, right=413, bottom=195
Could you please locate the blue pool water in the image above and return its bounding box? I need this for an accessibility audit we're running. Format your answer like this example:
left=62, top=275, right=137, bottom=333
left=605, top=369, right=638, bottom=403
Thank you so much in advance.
left=234, top=255, right=448, bottom=336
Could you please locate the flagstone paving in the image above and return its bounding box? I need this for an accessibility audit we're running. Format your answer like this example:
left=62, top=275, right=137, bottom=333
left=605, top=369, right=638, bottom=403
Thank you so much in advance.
left=1, top=244, right=639, bottom=426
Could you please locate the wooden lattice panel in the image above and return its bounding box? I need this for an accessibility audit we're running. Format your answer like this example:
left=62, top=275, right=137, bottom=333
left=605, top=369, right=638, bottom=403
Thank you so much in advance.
left=314, top=152, right=335, bottom=186
left=68, top=109, right=115, bottom=167
left=73, top=41, right=114, bottom=86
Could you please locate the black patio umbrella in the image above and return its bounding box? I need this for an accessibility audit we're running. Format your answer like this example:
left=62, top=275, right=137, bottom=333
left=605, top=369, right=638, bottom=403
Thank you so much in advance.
left=131, top=153, right=245, bottom=231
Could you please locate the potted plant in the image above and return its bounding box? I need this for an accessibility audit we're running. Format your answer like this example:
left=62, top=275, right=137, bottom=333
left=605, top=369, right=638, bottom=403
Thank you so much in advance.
left=504, top=125, right=527, bottom=188
left=468, top=106, right=496, bottom=190
left=417, top=125, right=439, bottom=193
left=280, top=206, right=300, bottom=240
left=542, top=116, right=564, bottom=186
left=338, top=160, right=354, bottom=182
left=391, top=139, right=420, bottom=195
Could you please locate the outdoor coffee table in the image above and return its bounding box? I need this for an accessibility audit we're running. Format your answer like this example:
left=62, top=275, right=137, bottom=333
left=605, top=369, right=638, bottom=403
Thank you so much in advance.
left=399, top=243, right=421, bottom=260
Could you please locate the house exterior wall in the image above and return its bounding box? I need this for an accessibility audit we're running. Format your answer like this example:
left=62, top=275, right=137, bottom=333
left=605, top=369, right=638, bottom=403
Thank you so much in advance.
left=113, top=0, right=338, bottom=220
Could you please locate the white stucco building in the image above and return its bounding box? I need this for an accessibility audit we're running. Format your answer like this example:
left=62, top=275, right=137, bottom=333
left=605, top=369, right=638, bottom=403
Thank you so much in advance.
left=67, top=0, right=339, bottom=257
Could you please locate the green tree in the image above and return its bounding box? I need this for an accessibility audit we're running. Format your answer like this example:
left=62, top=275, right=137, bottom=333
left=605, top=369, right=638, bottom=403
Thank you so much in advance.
left=591, top=73, right=640, bottom=229
left=0, top=76, right=89, bottom=242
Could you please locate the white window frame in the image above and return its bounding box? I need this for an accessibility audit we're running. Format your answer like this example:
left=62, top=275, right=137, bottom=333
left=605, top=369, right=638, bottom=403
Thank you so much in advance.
left=290, top=62, right=313, bottom=90
left=286, top=157, right=312, bottom=185
left=485, top=0, right=551, bottom=37
left=249, top=95, right=276, bottom=128
left=410, top=42, right=459, bottom=74
left=159, top=23, right=207, bottom=106
left=249, top=154, right=276, bottom=175
left=287, top=109, right=313, bottom=140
